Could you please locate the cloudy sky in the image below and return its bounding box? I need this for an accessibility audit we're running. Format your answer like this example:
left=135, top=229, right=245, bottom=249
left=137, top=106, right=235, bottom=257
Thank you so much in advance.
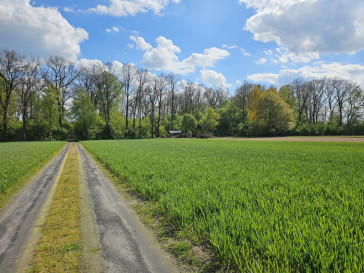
left=1, top=0, right=364, bottom=92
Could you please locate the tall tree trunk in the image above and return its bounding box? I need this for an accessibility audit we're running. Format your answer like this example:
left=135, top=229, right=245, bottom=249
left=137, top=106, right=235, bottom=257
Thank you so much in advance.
left=171, top=91, right=175, bottom=121
left=2, top=109, right=8, bottom=142
left=58, top=99, right=63, bottom=127
left=22, top=109, right=27, bottom=141
left=157, top=104, right=161, bottom=138
left=125, top=97, right=129, bottom=137
left=150, top=114, right=154, bottom=138
left=337, top=99, right=343, bottom=126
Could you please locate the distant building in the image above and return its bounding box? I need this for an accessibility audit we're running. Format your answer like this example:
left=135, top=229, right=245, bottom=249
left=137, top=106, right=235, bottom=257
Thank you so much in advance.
left=168, top=131, right=182, bottom=138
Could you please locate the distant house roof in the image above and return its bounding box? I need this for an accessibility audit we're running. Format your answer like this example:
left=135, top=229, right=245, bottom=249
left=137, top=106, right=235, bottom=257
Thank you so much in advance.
left=169, top=131, right=182, bottom=134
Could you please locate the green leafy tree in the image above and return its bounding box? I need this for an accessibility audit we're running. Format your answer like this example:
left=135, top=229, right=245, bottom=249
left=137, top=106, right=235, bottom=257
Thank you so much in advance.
left=279, top=85, right=297, bottom=109
left=97, top=70, right=124, bottom=139
left=247, top=85, right=263, bottom=127
left=216, top=102, right=241, bottom=136
left=180, top=113, right=197, bottom=137
left=199, top=107, right=220, bottom=133
left=253, top=89, right=294, bottom=134
left=39, top=85, right=59, bottom=140
left=72, top=87, right=103, bottom=140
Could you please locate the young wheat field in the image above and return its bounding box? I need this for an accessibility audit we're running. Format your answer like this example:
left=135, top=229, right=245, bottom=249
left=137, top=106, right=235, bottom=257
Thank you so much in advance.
left=83, top=139, right=364, bottom=272
left=0, top=141, right=65, bottom=193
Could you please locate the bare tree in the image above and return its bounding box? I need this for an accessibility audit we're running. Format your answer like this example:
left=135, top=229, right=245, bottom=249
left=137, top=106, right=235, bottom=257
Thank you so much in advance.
left=78, top=64, right=101, bottom=108
left=182, top=81, right=195, bottom=114
left=0, top=49, right=26, bottom=141
left=166, top=73, right=178, bottom=121
left=233, top=81, right=253, bottom=122
left=345, top=86, right=364, bottom=126
left=155, top=74, right=168, bottom=138
left=120, top=63, right=137, bottom=136
left=326, top=78, right=338, bottom=124
left=204, top=86, right=228, bottom=110
left=146, top=75, right=161, bottom=138
left=42, top=56, right=79, bottom=127
left=17, top=58, right=41, bottom=140
left=292, top=79, right=310, bottom=123
left=331, top=78, right=355, bottom=126
left=204, top=88, right=217, bottom=109
left=96, top=63, right=124, bottom=139
left=307, top=79, right=327, bottom=124
left=134, top=68, right=148, bottom=138
left=193, top=84, right=206, bottom=115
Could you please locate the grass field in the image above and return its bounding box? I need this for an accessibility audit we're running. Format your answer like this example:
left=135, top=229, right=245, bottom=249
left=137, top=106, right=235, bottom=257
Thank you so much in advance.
left=0, top=141, right=65, bottom=194
left=82, top=139, right=364, bottom=272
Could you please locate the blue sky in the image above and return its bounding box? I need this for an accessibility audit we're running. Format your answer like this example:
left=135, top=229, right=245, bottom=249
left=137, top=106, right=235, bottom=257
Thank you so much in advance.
left=1, top=0, right=364, bottom=93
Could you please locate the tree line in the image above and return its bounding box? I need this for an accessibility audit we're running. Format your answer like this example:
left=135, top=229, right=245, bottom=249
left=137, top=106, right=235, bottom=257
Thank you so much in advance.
left=0, top=48, right=363, bottom=141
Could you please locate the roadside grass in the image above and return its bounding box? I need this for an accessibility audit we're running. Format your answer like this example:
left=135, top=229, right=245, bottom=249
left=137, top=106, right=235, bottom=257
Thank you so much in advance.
left=81, top=143, right=221, bottom=273
left=0, top=142, right=66, bottom=212
left=30, top=143, right=81, bottom=273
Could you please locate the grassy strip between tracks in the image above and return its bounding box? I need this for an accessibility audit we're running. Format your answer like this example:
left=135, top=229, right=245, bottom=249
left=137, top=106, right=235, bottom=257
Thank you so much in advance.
left=0, top=142, right=66, bottom=212
left=30, top=143, right=81, bottom=272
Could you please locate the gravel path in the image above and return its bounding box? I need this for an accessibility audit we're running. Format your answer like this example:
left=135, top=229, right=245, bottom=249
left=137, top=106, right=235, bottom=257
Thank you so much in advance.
left=0, top=143, right=70, bottom=273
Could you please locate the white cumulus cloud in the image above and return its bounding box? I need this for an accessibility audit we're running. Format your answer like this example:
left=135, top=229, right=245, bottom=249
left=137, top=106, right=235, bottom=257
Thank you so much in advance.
left=142, top=36, right=190, bottom=73
left=255, top=57, right=267, bottom=64
left=247, top=73, right=279, bottom=84
left=222, top=44, right=239, bottom=49
left=240, top=0, right=364, bottom=55
left=88, top=0, right=181, bottom=17
left=130, top=35, right=152, bottom=50
left=0, top=0, right=88, bottom=60
left=77, top=58, right=104, bottom=68
left=247, top=62, right=364, bottom=88
left=184, top=47, right=230, bottom=67
left=131, top=35, right=229, bottom=74
left=200, top=69, right=229, bottom=88
left=106, top=26, right=120, bottom=33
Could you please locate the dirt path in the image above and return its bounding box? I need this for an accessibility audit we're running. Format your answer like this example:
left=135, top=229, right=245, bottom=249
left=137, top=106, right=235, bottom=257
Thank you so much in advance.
left=77, top=143, right=178, bottom=273
left=0, top=143, right=179, bottom=273
left=0, top=143, right=70, bottom=273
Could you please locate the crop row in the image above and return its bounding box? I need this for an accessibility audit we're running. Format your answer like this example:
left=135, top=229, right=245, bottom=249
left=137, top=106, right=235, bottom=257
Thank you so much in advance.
left=82, top=139, right=364, bottom=272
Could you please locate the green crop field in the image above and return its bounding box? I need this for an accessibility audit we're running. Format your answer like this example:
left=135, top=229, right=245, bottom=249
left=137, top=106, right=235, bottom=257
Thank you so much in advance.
left=0, top=141, right=65, bottom=194
left=82, top=139, right=364, bottom=272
